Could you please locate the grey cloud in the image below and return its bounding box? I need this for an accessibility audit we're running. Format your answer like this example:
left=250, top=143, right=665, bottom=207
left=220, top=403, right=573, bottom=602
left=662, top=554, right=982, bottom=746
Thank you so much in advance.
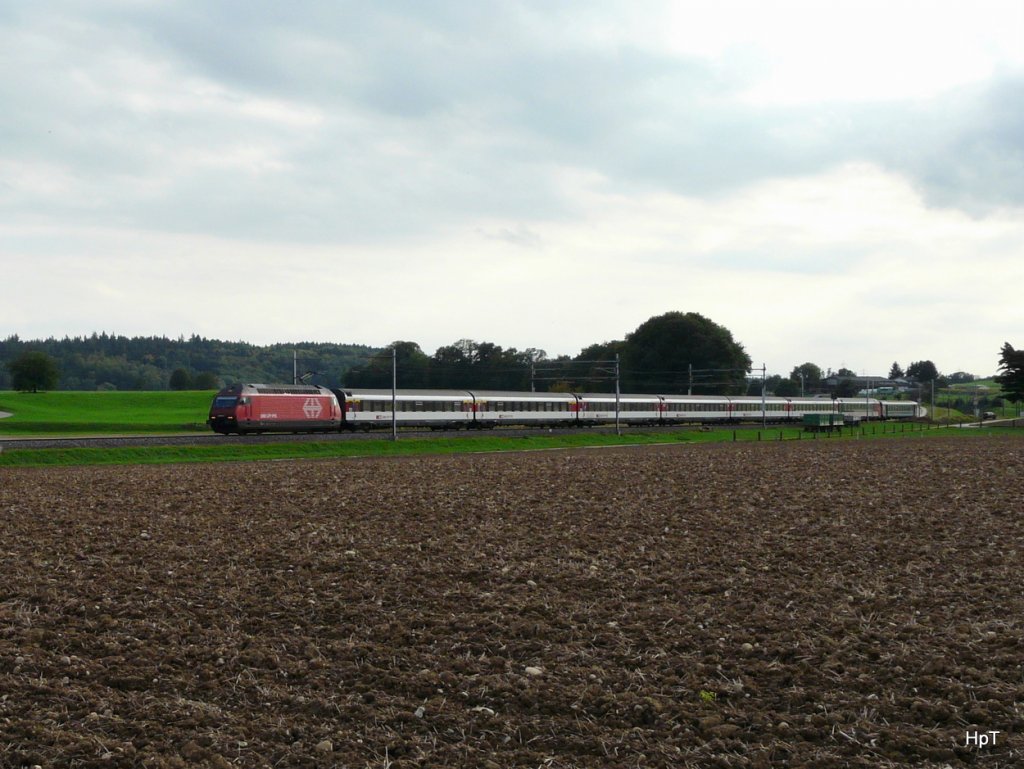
left=2, top=0, right=1021, bottom=251
left=481, top=224, right=544, bottom=249
left=891, top=78, right=1024, bottom=212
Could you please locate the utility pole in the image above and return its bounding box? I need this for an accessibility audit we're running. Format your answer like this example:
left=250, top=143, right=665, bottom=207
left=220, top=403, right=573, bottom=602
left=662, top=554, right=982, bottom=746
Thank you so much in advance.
left=761, top=363, right=767, bottom=429
left=688, top=363, right=693, bottom=396
left=293, top=350, right=298, bottom=385
left=391, top=347, right=397, bottom=442
left=615, top=353, right=621, bottom=436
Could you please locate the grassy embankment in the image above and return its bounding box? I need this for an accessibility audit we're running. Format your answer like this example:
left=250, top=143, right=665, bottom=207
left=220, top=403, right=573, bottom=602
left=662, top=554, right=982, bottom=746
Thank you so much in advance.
left=907, top=376, right=1023, bottom=421
left=0, top=390, right=213, bottom=435
left=933, top=378, right=1022, bottom=421
left=0, top=391, right=1018, bottom=468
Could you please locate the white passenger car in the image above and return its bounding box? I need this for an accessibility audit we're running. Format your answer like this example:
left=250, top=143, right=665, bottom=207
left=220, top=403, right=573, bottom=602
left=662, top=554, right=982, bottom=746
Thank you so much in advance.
left=881, top=400, right=925, bottom=419
left=834, top=398, right=883, bottom=420
left=339, top=389, right=475, bottom=429
left=659, top=395, right=731, bottom=423
left=575, top=393, right=662, bottom=425
left=727, top=396, right=800, bottom=423
left=469, top=390, right=577, bottom=428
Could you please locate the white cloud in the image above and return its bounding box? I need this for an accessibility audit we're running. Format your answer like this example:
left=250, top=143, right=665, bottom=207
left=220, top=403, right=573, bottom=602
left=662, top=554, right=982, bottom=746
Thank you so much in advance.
left=656, top=0, right=1024, bottom=103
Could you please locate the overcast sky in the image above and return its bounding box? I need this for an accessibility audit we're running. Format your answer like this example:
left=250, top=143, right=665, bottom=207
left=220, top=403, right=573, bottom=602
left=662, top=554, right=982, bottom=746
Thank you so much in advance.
left=2, top=1, right=1022, bottom=378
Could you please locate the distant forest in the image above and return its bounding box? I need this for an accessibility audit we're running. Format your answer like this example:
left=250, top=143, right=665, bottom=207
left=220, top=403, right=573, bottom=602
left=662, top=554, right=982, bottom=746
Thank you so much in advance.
left=0, top=333, right=625, bottom=393
left=0, top=334, right=374, bottom=391
left=1, top=313, right=754, bottom=394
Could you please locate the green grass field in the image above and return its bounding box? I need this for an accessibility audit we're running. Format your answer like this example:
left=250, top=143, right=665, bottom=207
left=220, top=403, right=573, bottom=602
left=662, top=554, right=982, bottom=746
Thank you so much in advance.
left=0, top=390, right=214, bottom=435
left=898, top=376, right=1024, bottom=421
left=0, top=431, right=706, bottom=467
left=0, top=421, right=990, bottom=468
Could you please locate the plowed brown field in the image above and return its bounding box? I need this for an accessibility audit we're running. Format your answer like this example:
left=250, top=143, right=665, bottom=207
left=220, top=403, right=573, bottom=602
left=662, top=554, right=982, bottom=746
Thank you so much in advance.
left=1, top=437, right=1022, bottom=768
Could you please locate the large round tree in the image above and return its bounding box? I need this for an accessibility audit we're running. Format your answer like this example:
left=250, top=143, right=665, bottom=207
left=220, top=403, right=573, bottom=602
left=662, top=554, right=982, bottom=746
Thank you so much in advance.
left=621, top=312, right=751, bottom=394
left=7, top=351, right=60, bottom=392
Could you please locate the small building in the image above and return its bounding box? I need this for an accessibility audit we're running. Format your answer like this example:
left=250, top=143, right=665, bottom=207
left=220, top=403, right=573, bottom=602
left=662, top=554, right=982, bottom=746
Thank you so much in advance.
left=824, top=375, right=897, bottom=390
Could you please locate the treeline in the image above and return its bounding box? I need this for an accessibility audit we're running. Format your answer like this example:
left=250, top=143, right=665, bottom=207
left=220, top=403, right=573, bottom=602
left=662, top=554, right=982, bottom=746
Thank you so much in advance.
left=2, top=312, right=753, bottom=394
left=347, top=340, right=544, bottom=391
left=348, top=313, right=751, bottom=394
left=0, top=333, right=373, bottom=391
left=344, top=339, right=616, bottom=392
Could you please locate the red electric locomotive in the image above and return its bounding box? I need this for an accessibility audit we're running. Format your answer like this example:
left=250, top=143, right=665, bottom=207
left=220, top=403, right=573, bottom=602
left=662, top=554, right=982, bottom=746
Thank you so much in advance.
left=207, top=383, right=342, bottom=434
